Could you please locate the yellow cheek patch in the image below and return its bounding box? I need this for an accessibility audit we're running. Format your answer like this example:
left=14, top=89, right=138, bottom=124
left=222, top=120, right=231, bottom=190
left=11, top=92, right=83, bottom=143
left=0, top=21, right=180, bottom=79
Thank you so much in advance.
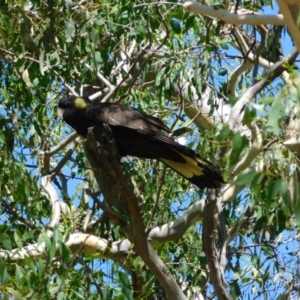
left=75, top=97, right=87, bottom=109
left=160, top=157, right=203, bottom=179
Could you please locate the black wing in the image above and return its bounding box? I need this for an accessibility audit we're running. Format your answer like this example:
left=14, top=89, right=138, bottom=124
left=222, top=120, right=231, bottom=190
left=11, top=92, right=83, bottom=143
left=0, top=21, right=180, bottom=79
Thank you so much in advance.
left=87, top=103, right=170, bottom=133
left=87, top=102, right=224, bottom=189
left=123, top=127, right=224, bottom=188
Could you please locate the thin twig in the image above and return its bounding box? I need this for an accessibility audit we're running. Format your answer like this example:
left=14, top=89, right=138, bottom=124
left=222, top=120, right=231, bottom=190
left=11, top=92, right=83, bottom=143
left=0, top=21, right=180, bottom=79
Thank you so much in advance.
left=146, top=165, right=167, bottom=231
left=51, top=137, right=80, bottom=177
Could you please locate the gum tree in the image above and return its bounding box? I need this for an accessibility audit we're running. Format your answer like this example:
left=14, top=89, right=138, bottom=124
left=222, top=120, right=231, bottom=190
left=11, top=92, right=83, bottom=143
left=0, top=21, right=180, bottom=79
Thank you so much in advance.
left=0, top=0, right=299, bottom=299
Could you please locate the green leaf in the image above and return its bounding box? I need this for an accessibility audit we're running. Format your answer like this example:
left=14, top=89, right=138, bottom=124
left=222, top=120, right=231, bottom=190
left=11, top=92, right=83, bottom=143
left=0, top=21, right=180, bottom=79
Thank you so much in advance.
left=220, top=41, right=229, bottom=50
left=120, top=8, right=129, bottom=20
left=60, top=242, right=70, bottom=262
left=267, top=179, right=284, bottom=205
left=155, top=69, right=164, bottom=86
left=0, top=234, right=12, bottom=250
left=49, top=285, right=60, bottom=295
left=95, top=18, right=105, bottom=26
left=117, top=271, right=131, bottom=289
left=0, top=131, right=5, bottom=143
left=65, top=19, right=75, bottom=42
left=217, top=124, right=230, bottom=141
left=10, top=289, right=23, bottom=300
left=277, top=210, right=287, bottom=233
left=38, top=231, right=51, bottom=249
left=259, top=97, right=274, bottom=104
left=170, top=19, right=181, bottom=34
left=229, top=132, right=248, bottom=166
left=33, top=120, right=43, bottom=137
left=171, top=127, right=193, bottom=137
left=184, top=15, right=195, bottom=32
left=39, top=50, right=45, bottom=75
left=235, top=170, right=257, bottom=185
left=231, top=280, right=241, bottom=297
left=294, top=182, right=300, bottom=225
left=2, top=267, right=9, bottom=284
left=136, top=24, right=147, bottom=34
left=243, top=106, right=256, bottom=125
left=262, top=246, right=274, bottom=258
left=218, top=68, right=227, bottom=76
left=37, top=259, right=45, bottom=278
left=102, top=286, right=112, bottom=300
left=267, top=98, right=284, bottom=135
left=23, top=230, right=35, bottom=241
left=71, top=290, right=85, bottom=299
left=132, top=257, right=141, bottom=273
left=15, top=265, right=23, bottom=281
left=14, top=231, right=23, bottom=249
left=57, top=292, right=65, bottom=300
left=94, top=51, right=103, bottom=63
left=37, top=106, right=46, bottom=127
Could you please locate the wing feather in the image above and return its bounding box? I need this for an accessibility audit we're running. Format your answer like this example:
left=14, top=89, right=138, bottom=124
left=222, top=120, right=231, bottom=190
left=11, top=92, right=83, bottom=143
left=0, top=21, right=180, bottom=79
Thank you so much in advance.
left=87, top=103, right=170, bottom=132
left=85, top=102, right=224, bottom=188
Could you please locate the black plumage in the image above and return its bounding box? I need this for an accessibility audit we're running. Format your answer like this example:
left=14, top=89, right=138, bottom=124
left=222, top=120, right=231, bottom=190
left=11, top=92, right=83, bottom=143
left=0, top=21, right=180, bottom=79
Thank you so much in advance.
left=57, top=96, right=224, bottom=189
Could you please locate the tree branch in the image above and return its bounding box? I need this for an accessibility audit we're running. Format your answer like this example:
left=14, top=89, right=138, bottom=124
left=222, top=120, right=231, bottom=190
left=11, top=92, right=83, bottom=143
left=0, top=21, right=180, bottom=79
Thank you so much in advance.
left=84, top=128, right=187, bottom=300
left=202, top=190, right=231, bottom=300
left=277, top=0, right=300, bottom=52
left=229, top=122, right=263, bottom=179
left=41, top=175, right=61, bottom=231
left=228, top=46, right=298, bottom=130
left=183, top=1, right=285, bottom=25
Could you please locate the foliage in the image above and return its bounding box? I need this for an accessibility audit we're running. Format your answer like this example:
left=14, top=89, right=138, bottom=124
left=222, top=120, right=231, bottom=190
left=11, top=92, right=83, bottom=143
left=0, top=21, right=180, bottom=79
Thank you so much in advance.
left=0, top=0, right=299, bottom=299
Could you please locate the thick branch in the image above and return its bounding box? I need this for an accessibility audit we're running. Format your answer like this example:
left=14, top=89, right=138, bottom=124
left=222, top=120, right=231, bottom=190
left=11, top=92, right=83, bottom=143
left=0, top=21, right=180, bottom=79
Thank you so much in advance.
left=202, top=190, right=231, bottom=300
left=149, top=201, right=205, bottom=246
left=228, top=60, right=252, bottom=98
left=283, top=80, right=300, bottom=152
left=41, top=175, right=61, bottom=231
left=0, top=233, right=132, bottom=261
left=277, top=0, right=300, bottom=52
left=84, top=129, right=187, bottom=300
left=183, top=1, right=285, bottom=25
left=0, top=200, right=205, bottom=262
left=220, top=182, right=245, bottom=204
